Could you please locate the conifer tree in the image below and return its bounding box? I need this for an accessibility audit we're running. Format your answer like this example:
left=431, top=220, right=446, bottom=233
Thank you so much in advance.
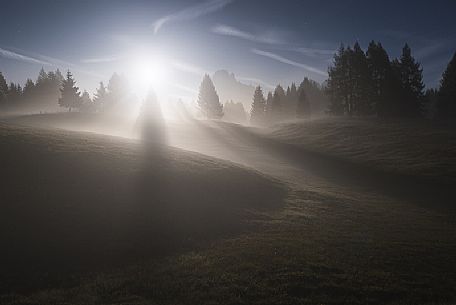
left=437, top=51, right=456, bottom=119
left=250, top=85, right=266, bottom=125
left=197, top=74, right=223, bottom=119
left=327, top=44, right=350, bottom=115
left=58, top=70, right=81, bottom=112
left=271, top=85, right=285, bottom=121
left=80, top=90, right=94, bottom=113
left=297, top=83, right=311, bottom=118
left=93, top=81, right=107, bottom=112
left=366, top=41, right=398, bottom=116
left=394, top=43, right=425, bottom=116
left=7, top=83, right=22, bottom=104
left=265, top=91, right=273, bottom=123
left=0, top=72, right=8, bottom=105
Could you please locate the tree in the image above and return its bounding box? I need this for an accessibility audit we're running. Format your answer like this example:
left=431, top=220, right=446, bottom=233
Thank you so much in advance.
left=437, top=51, right=456, bottom=120
left=93, top=81, right=107, bottom=112
left=36, top=67, right=48, bottom=87
left=350, top=42, right=372, bottom=115
left=394, top=43, right=425, bottom=117
left=284, top=83, right=298, bottom=117
left=265, top=91, right=273, bottom=123
left=250, top=85, right=266, bottom=125
left=271, top=85, right=285, bottom=121
left=297, top=83, right=311, bottom=118
left=80, top=90, right=95, bottom=113
left=0, top=72, right=8, bottom=105
left=58, top=70, right=81, bottom=112
left=197, top=74, right=223, bottom=119
left=7, top=83, right=22, bottom=104
left=327, top=44, right=350, bottom=115
left=366, top=41, right=399, bottom=117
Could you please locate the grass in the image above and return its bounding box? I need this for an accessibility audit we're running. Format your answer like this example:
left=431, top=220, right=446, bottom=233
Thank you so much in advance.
left=1, top=119, right=456, bottom=304
left=267, top=117, right=456, bottom=184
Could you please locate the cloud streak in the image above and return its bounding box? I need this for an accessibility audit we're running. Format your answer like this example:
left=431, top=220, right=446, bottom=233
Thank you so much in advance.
left=172, top=61, right=208, bottom=76
left=81, top=55, right=123, bottom=64
left=212, top=24, right=283, bottom=45
left=152, top=0, right=234, bottom=34
left=0, top=47, right=51, bottom=65
left=251, top=49, right=327, bottom=76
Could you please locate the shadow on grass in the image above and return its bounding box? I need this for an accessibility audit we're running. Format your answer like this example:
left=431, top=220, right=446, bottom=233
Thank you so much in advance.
left=0, top=122, right=286, bottom=295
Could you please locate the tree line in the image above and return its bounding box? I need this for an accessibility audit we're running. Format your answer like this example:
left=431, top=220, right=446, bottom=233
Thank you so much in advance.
left=326, top=41, right=456, bottom=119
left=0, top=68, right=131, bottom=114
left=1, top=41, right=455, bottom=122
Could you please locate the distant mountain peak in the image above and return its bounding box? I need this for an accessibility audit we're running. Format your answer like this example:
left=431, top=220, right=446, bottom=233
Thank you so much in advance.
left=212, top=70, right=255, bottom=110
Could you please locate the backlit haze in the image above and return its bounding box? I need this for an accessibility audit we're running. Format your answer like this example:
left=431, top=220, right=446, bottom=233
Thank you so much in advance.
left=1, top=0, right=456, bottom=105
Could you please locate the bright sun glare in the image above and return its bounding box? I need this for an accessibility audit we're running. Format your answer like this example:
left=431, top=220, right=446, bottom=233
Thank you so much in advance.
left=127, top=51, right=172, bottom=99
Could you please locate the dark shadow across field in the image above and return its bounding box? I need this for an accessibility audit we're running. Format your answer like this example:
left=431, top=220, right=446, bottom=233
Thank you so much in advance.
left=0, top=123, right=285, bottom=294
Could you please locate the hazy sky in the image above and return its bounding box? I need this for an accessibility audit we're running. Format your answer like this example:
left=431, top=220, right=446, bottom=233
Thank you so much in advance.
left=1, top=0, right=455, bottom=101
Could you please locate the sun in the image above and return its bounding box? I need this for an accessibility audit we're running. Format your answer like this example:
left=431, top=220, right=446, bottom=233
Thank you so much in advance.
left=127, top=51, right=172, bottom=98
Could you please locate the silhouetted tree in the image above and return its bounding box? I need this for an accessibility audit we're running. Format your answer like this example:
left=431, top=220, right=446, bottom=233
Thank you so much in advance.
left=58, top=70, right=81, bottom=112
left=366, top=41, right=399, bottom=117
left=297, top=82, right=311, bottom=118
left=197, top=74, right=223, bottom=119
left=265, top=91, right=273, bottom=123
left=284, top=83, right=298, bottom=117
left=393, top=44, right=425, bottom=117
left=7, top=83, right=22, bottom=105
left=0, top=72, right=8, bottom=105
left=299, top=77, right=328, bottom=115
left=250, top=85, right=266, bottom=125
left=436, top=51, right=456, bottom=120
left=327, top=44, right=350, bottom=115
left=105, top=73, right=129, bottom=111
left=80, top=90, right=95, bottom=113
left=271, top=85, right=285, bottom=121
left=350, top=42, right=372, bottom=115
left=93, top=81, right=107, bottom=112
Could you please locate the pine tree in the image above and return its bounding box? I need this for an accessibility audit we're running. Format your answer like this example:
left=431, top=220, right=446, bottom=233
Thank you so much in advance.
left=80, top=90, right=94, bottom=113
left=250, top=85, right=266, bottom=125
left=106, top=73, right=128, bottom=110
left=366, top=41, right=398, bottom=117
left=7, top=83, right=22, bottom=104
left=58, top=70, right=81, bottom=112
left=36, top=67, right=48, bottom=87
left=437, top=51, right=456, bottom=119
left=327, top=44, right=350, bottom=115
left=197, top=74, right=223, bottom=119
left=286, top=83, right=298, bottom=117
left=271, top=85, right=285, bottom=121
left=297, top=82, right=311, bottom=118
left=351, top=42, right=372, bottom=115
left=93, top=81, right=107, bottom=112
left=265, top=91, right=273, bottom=123
left=394, top=44, right=425, bottom=117
left=0, top=72, right=8, bottom=105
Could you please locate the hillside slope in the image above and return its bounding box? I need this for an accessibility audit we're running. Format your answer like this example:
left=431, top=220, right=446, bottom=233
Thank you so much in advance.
left=267, top=118, right=456, bottom=184
left=0, top=122, right=285, bottom=294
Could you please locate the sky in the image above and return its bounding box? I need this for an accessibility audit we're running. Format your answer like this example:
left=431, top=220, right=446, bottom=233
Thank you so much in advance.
left=1, top=0, right=455, bottom=101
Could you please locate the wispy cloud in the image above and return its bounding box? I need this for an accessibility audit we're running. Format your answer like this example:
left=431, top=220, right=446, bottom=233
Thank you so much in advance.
left=290, top=47, right=335, bottom=57
left=251, top=49, right=327, bottom=76
left=212, top=24, right=283, bottom=45
left=0, top=47, right=51, bottom=65
left=152, top=0, right=234, bottom=34
left=81, top=55, right=123, bottom=64
left=172, top=61, right=208, bottom=76
left=1, top=46, right=105, bottom=79
left=237, top=76, right=275, bottom=89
